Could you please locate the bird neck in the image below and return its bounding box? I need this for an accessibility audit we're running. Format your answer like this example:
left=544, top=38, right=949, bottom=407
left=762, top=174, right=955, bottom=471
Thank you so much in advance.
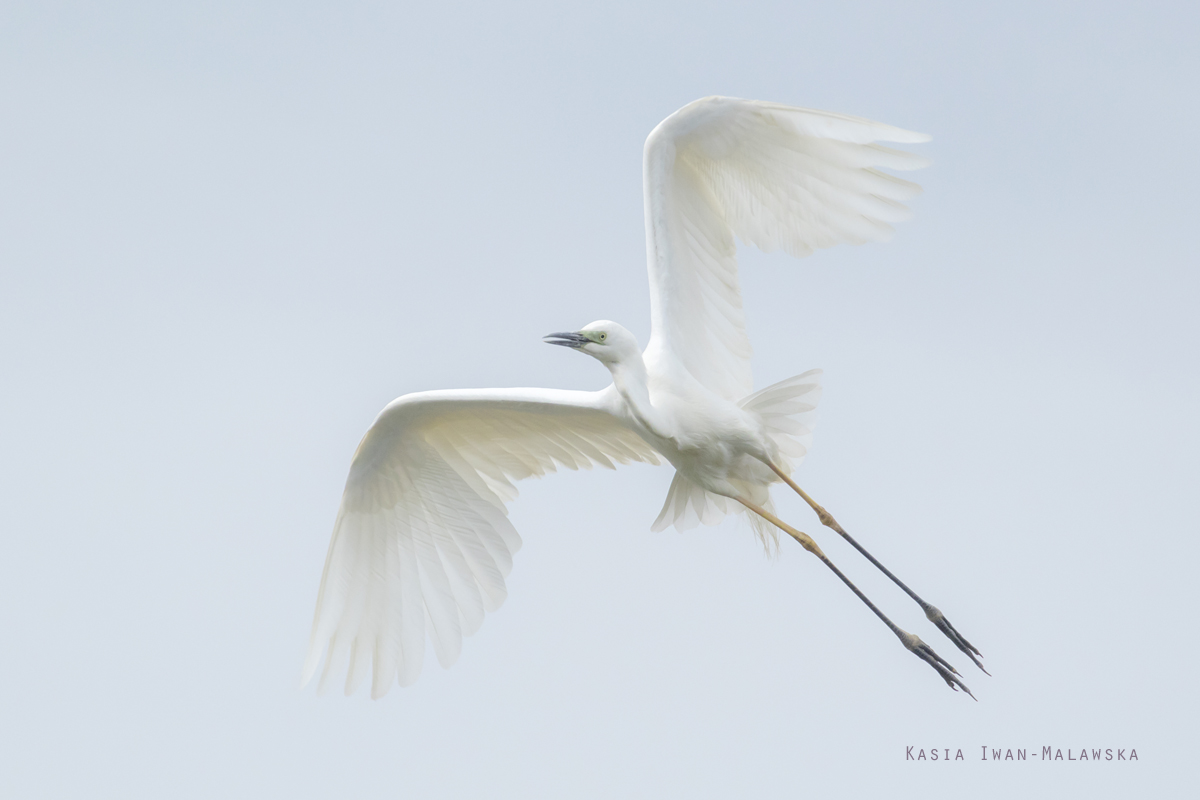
left=608, top=355, right=664, bottom=435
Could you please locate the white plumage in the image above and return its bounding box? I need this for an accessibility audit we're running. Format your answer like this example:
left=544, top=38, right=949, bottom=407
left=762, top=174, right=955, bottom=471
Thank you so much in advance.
left=304, top=388, right=661, bottom=696
left=304, top=96, right=931, bottom=697
left=642, top=98, right=928, bottom=402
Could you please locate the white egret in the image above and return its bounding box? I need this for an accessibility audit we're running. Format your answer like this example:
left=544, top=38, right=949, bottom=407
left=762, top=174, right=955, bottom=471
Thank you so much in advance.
left=303, top=96, right=984, bottom=699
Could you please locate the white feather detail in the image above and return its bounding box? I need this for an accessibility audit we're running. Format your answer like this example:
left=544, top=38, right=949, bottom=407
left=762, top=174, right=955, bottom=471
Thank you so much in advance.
left=303, top=386, right=661, bottom=697
left=642, top=96, right=927, bottom=401
left=650, top=369, right=824, bottom=548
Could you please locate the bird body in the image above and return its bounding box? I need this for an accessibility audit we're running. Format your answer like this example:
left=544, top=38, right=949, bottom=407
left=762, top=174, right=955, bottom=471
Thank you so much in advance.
left=301, top=96, right=975, bottom=700
left=564, top=322, right=807, bottom=524
left=598, top=323, right=765, bottom=487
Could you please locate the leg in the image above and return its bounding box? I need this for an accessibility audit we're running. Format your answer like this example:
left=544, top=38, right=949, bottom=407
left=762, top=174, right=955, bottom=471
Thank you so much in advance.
left=767, top=463, right=987, bottom=674
left=736, top=498, right=975, bottom=699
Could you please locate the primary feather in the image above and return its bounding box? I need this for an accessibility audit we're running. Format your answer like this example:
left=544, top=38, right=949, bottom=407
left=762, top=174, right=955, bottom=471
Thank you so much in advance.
left=304, top=388, right=660, bottom=697
left=643, top=96, right=929, bottom=401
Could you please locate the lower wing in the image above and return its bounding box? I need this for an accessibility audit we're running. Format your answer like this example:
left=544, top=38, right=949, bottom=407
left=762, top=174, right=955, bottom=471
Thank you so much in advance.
left=303, top=385, right=662, bottom=698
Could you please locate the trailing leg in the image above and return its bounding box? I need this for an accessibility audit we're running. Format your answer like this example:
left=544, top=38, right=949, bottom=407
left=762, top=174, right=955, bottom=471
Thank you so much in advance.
left=767, top=464, right=987, bottom=674
left=736, top=498, right=975, bottom=699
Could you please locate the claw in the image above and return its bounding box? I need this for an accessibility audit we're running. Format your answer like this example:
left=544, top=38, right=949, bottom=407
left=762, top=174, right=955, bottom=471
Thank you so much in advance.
left=923, top=604, right=989, bottom=675
left=900, top=631, right=976, bottom=699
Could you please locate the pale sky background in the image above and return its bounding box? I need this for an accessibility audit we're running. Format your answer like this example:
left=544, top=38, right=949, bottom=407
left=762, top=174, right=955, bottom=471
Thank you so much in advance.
left=2, top=1, right=1197, bottom=797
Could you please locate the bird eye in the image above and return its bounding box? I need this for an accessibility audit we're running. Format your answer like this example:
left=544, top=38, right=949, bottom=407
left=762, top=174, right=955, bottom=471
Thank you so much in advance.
left=599, top=333, right=607, bottom=342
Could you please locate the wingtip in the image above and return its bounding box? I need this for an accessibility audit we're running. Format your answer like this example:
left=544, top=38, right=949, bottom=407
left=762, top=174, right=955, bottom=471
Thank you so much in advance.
left=881, top=128, right=932, bottom=145
left=299, top=652, right=320, bottom=689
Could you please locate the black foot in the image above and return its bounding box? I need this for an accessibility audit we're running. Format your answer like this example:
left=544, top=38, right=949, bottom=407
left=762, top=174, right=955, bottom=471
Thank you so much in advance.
left=923, top=604, right=989, bottom=675
left=900, top=631, right=976, bottom=699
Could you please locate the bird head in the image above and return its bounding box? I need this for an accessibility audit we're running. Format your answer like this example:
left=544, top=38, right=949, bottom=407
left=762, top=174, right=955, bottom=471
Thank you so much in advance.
left=543, top=320, right=639, bottom=366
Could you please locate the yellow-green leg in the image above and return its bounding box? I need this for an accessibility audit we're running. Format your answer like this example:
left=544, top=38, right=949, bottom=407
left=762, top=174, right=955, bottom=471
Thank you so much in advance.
left=736, top=498, right=975, bottom=699
left=767, top=464, right=987, bottom=674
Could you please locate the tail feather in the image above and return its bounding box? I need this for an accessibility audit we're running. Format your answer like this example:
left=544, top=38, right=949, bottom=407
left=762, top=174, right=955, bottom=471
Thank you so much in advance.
left=651, top=471, right=782, bottom=553
left=740, top=368, right=823, bottom=470
left=650, top=369, right=823, bottom=552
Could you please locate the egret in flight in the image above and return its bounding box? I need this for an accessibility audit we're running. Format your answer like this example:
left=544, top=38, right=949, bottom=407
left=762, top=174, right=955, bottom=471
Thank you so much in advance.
left=303, top=96, right=985, bottom=699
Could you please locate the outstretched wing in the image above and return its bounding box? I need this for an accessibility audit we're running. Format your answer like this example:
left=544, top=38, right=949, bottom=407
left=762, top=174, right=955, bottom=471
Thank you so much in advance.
left=303, top=386, right=661, bottom=698
left=643, top=96, right=930, bottom=401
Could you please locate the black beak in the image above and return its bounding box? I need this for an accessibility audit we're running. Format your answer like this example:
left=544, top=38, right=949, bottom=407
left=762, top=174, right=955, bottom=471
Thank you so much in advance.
left=543, top=331, right=590, bottom=348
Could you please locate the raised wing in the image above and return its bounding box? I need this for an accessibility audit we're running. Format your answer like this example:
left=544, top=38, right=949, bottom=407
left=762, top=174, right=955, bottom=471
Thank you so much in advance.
left=642, top=96, right=930, bottom=401
left=303, top=386, right=661, bottom=697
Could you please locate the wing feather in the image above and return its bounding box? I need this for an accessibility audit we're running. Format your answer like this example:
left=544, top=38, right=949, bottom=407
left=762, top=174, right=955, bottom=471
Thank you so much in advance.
left=304, top=386, right=661, bottom=696
left=643, top=96, right=929, bottom=400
